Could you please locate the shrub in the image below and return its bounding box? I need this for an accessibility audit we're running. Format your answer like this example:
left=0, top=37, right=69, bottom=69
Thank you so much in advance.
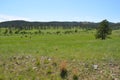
left=3, top=29, right=8, bottom=35
left=72, top=68, right=79, bottom=80
left=60, top=61, right=68, bottom=79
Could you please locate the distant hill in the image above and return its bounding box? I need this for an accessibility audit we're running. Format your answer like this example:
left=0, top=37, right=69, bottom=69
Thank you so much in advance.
left=0, top=20, right=120, bottom=29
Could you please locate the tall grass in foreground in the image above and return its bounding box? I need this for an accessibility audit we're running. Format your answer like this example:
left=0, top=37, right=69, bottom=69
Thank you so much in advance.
left=0, top=29, right=120, bottom=79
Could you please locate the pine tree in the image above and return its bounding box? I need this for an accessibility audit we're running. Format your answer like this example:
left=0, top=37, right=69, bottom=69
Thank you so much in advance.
left=95, top=20, right=112, bottom=40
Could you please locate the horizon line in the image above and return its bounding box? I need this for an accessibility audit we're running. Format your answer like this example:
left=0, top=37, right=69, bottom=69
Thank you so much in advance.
left=0, top=20, right=119, bottom=23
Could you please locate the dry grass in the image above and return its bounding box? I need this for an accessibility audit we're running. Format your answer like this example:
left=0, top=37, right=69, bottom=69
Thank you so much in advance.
left=0, top=55, right=120, bottom=80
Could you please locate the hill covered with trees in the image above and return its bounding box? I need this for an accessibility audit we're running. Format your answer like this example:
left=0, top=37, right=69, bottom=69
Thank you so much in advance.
left=0, top=20, right=120, bottom=30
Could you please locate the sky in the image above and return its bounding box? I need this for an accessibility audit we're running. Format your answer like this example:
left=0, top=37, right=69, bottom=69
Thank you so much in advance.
left=0, top=0, right=120, bottom=22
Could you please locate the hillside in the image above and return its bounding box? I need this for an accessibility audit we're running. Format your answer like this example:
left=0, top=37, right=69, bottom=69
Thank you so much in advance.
left=0, top=20, right=120, bottom=29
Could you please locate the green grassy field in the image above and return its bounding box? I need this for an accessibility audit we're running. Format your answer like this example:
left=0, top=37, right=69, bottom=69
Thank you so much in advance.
left=0, top=29, right=120, bottom=80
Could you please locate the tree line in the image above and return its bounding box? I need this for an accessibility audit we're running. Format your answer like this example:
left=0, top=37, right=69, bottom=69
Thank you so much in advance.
left=0, top=20, right=120, bottom=30
left=0, top=20, right=115, bottom=40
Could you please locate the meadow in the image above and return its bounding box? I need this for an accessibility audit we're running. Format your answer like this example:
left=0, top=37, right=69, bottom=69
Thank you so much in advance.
left=0, top=29, right=120, bottom=80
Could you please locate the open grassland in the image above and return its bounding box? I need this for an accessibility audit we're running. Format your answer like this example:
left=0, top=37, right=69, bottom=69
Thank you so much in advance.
left=0, top=29, right=120, bottom=80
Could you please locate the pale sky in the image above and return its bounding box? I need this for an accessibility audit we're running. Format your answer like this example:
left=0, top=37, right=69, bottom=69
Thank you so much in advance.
left=0, top=0, right=120, bottom=22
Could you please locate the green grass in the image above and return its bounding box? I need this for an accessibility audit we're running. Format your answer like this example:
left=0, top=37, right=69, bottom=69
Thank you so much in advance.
left=0, top=29, right=120, bottom=80
left=0, top=30, right=120, bottom=60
